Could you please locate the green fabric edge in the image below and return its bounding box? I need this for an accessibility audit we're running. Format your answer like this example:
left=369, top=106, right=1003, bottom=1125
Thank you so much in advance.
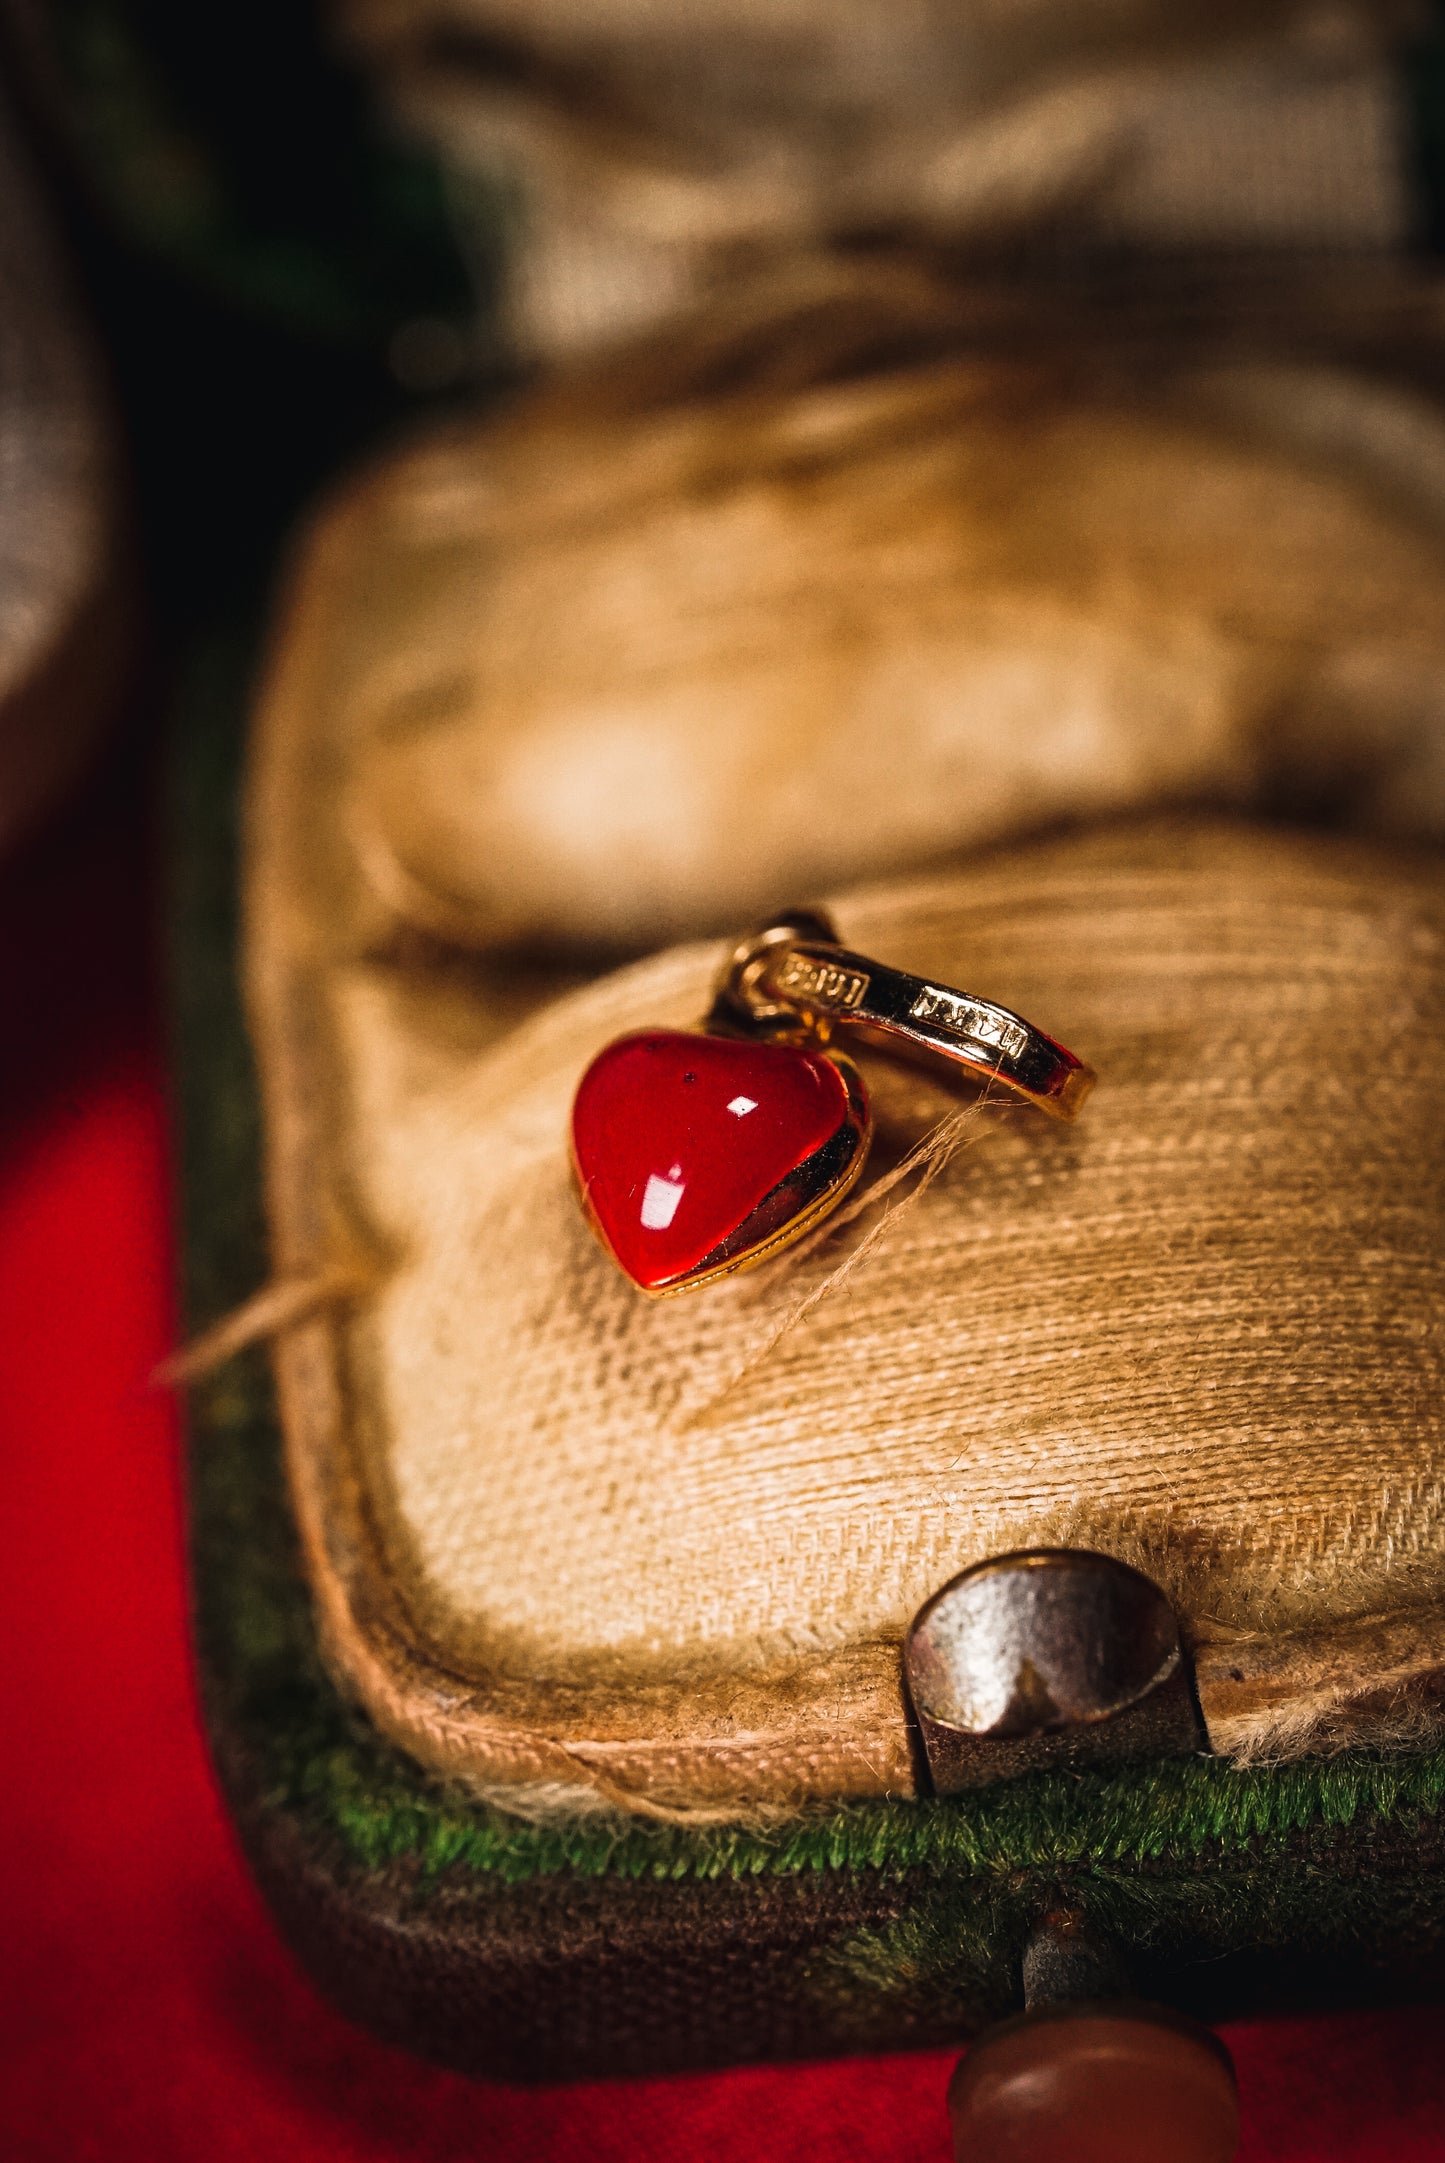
left=44, top=0, right=479, bottom=345
left=174, top=630, right=1445, bottom=1905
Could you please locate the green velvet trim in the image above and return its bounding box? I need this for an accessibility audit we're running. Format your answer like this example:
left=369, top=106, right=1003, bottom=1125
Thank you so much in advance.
left=174, top=634, right=1445, bottom=1945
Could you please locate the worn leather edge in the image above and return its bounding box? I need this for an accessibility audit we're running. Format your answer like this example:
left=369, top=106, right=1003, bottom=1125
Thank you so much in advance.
left=205, top=1698, right=1445, bottom=2081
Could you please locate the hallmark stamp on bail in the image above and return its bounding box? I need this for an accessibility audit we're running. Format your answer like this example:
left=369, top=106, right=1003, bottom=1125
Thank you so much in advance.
left=909, top=985, right=1029, bottom=1061
left=774, top=949, right=871, bottom=1012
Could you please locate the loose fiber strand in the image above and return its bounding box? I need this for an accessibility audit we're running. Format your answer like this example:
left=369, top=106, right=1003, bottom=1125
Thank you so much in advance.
left=154, top=1261, right=375, bottom=1386
left=682, top=1093, right=1001, bottom=1428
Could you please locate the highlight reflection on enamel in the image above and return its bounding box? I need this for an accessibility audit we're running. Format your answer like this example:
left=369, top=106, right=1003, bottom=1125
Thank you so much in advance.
left=640, top=1169, right=686, bottom=1229
left=570, top=1029, right=869, bottom=1294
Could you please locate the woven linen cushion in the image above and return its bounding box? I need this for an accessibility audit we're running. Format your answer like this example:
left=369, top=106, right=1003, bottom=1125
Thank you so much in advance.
left=335, top=0, right=1416, bottom=357
left=247, top=780, right=1445, bottom=1813
left=241, top=308, right=1445, bottom=1817
left=337, top=323, right=1445, bottom=953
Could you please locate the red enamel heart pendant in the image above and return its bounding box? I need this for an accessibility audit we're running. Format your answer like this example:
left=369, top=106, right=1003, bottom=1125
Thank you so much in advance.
left=570, top=912, right=1094, bottom=1295
left=571, top=1029, right=871, bottom=1295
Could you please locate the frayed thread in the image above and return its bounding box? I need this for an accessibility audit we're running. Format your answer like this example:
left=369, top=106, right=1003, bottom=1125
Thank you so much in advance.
left=682, top=1089, right=1004, bottom=1430
left=477, top=1754, right=809, bottom=1830
left=154, top=1259, right=376, bottom=1386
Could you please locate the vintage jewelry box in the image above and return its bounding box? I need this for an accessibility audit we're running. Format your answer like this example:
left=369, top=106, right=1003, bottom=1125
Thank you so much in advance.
left=167, top=4, right=1445, bottom=2152
left=179, top=350, right=1445, bottom=2082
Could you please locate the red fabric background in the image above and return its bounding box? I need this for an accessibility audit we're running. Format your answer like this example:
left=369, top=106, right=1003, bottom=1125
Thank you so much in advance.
left=3, top=768, right=1445, bottom=2161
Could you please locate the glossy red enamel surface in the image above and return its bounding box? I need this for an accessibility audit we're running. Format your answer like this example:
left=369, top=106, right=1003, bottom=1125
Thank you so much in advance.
left=571, top=1029, right=853, bottom=1290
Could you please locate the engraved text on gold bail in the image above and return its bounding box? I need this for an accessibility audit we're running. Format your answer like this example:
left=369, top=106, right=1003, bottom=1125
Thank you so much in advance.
left=774, top=948, right=871, bottom=1012
left=910, top=985, right=1030, bottom=1061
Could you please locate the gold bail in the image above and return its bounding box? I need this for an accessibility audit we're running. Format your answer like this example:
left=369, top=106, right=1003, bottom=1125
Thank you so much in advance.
left=714, top=913, right=1096, bottom=1118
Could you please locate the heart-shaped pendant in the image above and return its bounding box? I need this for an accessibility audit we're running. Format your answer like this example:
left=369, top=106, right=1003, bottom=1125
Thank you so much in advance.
left=571, top=912, right=1094, bottom=1294
left=571, top=1029, right=870, bottom=1294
